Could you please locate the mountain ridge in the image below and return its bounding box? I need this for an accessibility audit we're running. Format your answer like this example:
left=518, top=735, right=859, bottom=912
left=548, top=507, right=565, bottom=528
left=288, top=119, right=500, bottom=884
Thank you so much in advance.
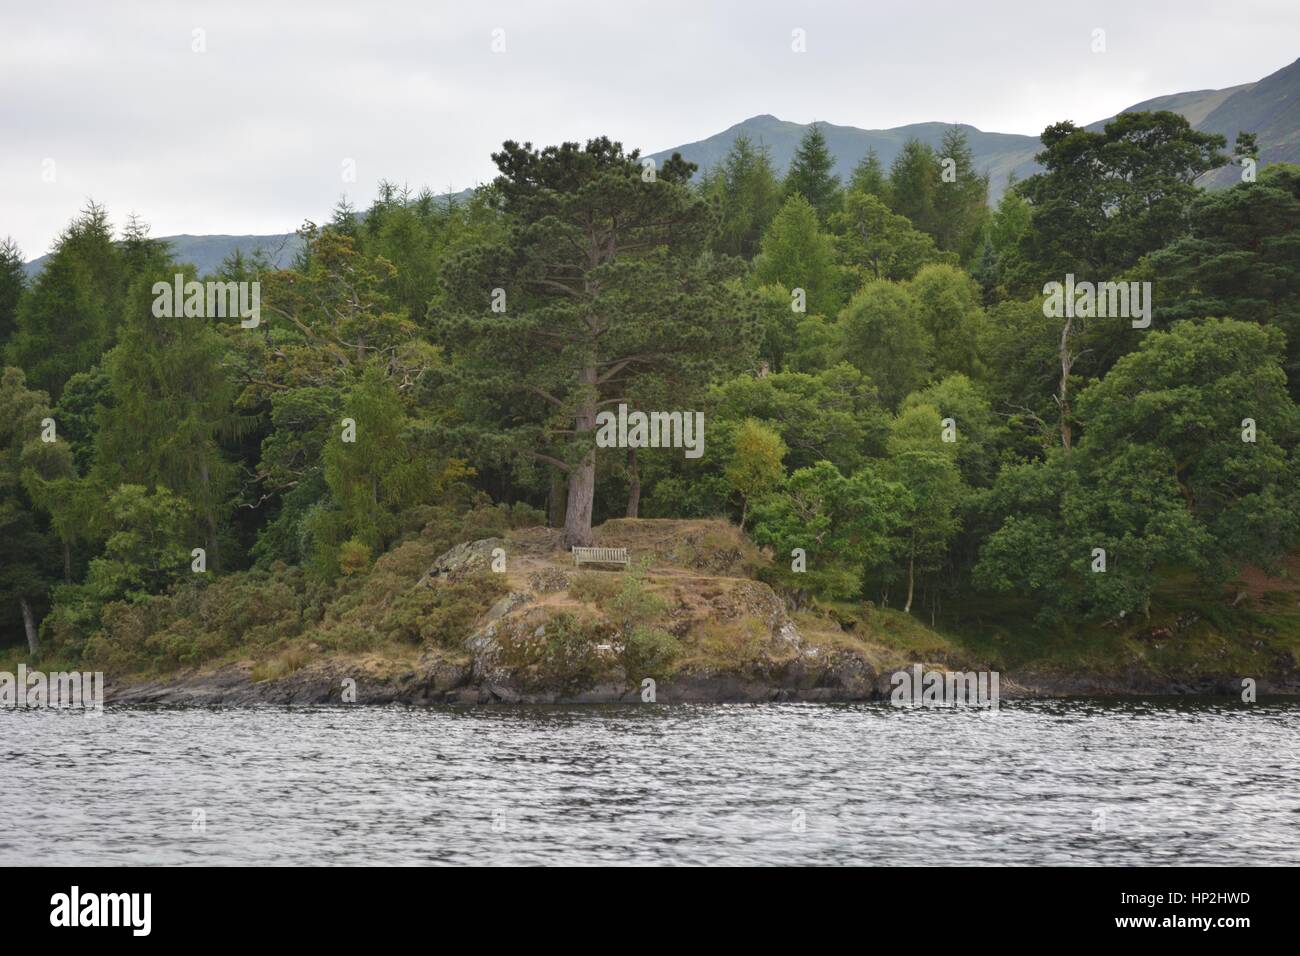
left=23, top=56, right=1299, bottom=278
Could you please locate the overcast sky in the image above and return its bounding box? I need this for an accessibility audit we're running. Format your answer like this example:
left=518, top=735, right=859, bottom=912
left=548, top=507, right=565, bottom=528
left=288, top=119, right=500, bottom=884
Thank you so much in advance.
left=2, top=0, right=1296, bottom=258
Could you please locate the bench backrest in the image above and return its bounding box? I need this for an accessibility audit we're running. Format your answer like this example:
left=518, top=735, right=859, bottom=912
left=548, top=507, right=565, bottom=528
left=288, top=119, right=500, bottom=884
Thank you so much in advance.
left=572, top=546, right=629, bottom=564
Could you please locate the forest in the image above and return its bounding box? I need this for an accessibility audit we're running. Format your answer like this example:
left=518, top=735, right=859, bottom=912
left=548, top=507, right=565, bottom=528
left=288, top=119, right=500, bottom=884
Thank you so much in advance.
left=2, top=112, right=1298, bottom=675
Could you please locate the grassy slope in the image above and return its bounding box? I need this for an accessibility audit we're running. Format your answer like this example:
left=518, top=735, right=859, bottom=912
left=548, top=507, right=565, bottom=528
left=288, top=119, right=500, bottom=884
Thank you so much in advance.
left=4, top=518, right=1298, bottom=689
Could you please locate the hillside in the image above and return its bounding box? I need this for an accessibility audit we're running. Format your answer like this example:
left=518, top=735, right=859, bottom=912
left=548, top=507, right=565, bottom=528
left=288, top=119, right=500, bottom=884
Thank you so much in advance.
left=1088, top=57, right=1300, bottom=188
left=646, top=115, right=1041, bottom=200
left=1197, top=56, right=1300, bottom=184
left=22, top=232, right=303, bottom=281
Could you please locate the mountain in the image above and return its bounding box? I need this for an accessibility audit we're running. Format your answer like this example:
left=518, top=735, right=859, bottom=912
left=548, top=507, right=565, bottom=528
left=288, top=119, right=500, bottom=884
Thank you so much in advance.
left=1088, top=56, right=1300, bottom=185
left=1196, top=56, right=1300, bottom=183
left=22, top=232, right=302, bottom=280
left=23, top=57, right=1299, bottom=278
left=646, top=115, right=1041, bottom=200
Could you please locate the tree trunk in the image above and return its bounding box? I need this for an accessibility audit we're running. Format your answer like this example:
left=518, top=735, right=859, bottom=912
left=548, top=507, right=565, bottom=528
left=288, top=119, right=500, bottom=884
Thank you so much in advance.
left=1058, top=314, right=1075, bottom=450
left=564, top=454, right=595, bottom=548
left=548, top=469, right=567, bottom=529
left=739, top=498, right=748, bottom=530
left=62, top=540, right=72, bottom=584
left=903, top=540, right=916, bottom=614
left=626, top=447, right=640, bottom=518
left=20, top=597, right=38, bottom=656
left=563, top=365, right=598, bottom=548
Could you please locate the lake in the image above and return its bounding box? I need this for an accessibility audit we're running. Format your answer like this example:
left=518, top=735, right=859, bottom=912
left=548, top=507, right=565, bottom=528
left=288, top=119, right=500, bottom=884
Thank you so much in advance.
left=4, top=700, right=1298, bottom=865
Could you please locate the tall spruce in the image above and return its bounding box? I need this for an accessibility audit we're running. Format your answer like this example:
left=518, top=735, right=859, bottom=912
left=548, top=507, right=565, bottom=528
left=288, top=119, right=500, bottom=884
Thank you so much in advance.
left=5, top=202, right=124, bottom=400
left=887, top=138, right=939, bottom=235
left=783, top=123, right=842, bottom=222
left=930, top=128, right=990, bottom=260
left=0, top=237, right=25, bottom=350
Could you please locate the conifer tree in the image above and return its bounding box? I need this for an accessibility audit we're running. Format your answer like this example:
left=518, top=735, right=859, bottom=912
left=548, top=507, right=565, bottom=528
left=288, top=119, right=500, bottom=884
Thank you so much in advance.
left=94, top=265, right=242, bottom=570
left=783, top=123, right=842, bottom=222
left=702, top=135, right=783, bottom=258
left=887, top=139, right=939, bottom=235
left=0, top=237, right=25, bottom=350
left=5, top=202, right=125, bottom=399
left=930, top=128, right=990, bottom=260
left=848, top=149, right=888, bottom=200
left=436, top=137, right=758, bottom=547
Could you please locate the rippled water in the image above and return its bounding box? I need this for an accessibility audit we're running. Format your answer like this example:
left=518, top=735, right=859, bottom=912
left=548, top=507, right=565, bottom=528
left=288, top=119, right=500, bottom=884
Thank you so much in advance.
left=3, top=701, right=1298, bottom=865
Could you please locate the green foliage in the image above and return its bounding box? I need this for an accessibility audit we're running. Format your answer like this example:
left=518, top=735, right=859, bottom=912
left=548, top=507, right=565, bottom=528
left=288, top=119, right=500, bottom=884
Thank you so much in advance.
left=704, top=364, right=889, bottom=501
left=5, top=126, right=1300, bottom=671
left=701, top=135, right=783, bottom=259
left=753, top=194, right=843, bottom=317
left=643, top=472, right=732, bottom=519
left=783, top=123, right=842, bottom=222
left=0, top=237, right=25, bottom=350
left=1010, top=112, right=1228, bottom=284
left=0, top=367, right=62, bottom=647
left=831, top=189, right=953, bottom=283
left=930, top=128, right=991, bottom=261
left=977, top=319, right=1300, bottom=622
left=44, top=482, right=196, bottom=661
left=309, top=365, right=466, bottom=579
left=836, top=282, right=932, bottom=408
left=724, top=418, right=787, bottom=527
left=1149, top=163, right=1300, bottom=396
left=982, top=185, right=1032, bottom=300
left=907, top=263, right=986, bottom=377
left=751, top=460, right=907, bottom=602
left=435, top=137, right=758, bottom=547
left=94, top=264, right=241, bottom=567
left=901, top=374, right=1006, bottom=487
left=882, top=404, right=965, bottom=611
left=888, top=139, right=939, bottom=236
left=82, top=484, right=194, bottom=603
left=1076, top=318, right=1300, bottom=578
left=605, top=559, right=667, bottom=628
left=52, top=367, right=110, bottom=475
left=622, top=624, right=681, bottom=679
left=5, top=204, right=126, bottom=399
left=848, top=149, right=888, bottom=200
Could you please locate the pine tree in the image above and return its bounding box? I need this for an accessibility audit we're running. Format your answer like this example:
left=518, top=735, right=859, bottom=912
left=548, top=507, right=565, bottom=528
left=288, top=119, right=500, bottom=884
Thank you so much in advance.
left=435, top=137, right=759, bottom=547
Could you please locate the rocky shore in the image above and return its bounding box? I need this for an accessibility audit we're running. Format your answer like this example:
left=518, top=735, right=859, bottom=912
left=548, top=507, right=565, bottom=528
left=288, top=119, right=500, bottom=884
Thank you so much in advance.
left=98, top=522, right=1300, bottom=707
left=102, top=656, right=1300, bottom=707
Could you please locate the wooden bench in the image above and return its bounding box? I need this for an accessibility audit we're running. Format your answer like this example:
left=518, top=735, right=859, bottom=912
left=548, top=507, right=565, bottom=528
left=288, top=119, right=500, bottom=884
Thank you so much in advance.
left=572, top=546, right=630, bottom=568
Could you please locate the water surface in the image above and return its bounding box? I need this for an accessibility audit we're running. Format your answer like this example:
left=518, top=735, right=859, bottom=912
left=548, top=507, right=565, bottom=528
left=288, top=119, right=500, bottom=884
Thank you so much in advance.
left=4, top=700, right=1297, bottom=865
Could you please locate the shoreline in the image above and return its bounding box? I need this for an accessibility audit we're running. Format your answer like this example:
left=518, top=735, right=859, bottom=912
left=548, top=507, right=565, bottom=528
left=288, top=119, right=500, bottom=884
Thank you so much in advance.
left=101, top=657, right=1300, bottom=706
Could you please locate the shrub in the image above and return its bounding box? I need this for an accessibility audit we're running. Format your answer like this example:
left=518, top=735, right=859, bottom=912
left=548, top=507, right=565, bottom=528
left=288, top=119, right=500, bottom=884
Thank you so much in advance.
left=622, top=625, right=681, bottom=679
